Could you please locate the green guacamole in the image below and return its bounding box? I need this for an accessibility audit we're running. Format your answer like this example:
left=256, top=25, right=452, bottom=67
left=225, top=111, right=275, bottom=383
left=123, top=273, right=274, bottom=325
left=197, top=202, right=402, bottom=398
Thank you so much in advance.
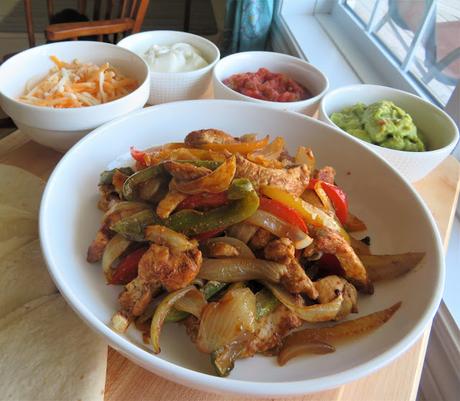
left=330, top=100, right=425, bottom=152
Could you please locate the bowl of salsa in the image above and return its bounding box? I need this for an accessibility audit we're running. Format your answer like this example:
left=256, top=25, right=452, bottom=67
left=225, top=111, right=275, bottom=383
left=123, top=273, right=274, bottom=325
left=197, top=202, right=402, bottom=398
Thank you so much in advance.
left=213, top=51, right=328, bottom=116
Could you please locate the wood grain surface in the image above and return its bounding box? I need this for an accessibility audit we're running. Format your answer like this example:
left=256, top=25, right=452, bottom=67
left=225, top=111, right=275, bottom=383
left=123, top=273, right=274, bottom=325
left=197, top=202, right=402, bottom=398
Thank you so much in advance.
left=1, top=130, right=459, bottom=401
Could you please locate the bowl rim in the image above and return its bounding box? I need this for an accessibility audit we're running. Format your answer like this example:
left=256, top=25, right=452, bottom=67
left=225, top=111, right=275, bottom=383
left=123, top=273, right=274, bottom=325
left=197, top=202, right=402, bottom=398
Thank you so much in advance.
left=0, top=41, right=150, bottom=114
left=117, top=30, right=221, bottom=76
left=39, top=99, right=444, bottom=396
left=319, top=83, right=459, bottom=155
left=212, top=51, right=330, bottom=106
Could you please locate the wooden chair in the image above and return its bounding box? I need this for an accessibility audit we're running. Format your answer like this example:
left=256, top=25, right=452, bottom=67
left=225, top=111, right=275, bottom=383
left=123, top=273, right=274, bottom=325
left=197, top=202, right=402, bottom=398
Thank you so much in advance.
left=23, top=0, right=150, bottom=47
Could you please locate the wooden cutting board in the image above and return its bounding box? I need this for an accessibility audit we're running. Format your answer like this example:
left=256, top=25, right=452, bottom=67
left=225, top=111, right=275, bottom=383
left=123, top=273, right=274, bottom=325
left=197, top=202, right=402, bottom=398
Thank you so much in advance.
left=1, top=131, right=459, bottom=401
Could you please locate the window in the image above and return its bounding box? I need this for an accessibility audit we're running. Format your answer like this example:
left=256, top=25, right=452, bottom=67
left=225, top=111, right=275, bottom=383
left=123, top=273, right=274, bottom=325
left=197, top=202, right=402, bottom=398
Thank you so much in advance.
left=274, top=0, right=459, bottom=316
left=343, top=0, right=459, bottom=107
left=272, top=2, right=460, bottom=397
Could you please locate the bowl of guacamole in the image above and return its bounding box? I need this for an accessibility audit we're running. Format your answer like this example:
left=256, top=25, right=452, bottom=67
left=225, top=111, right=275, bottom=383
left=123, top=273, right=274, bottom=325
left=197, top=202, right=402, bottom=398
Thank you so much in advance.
left=330, top=100, right=425, bottom=152
left=318, top=84, right=459, bottom=182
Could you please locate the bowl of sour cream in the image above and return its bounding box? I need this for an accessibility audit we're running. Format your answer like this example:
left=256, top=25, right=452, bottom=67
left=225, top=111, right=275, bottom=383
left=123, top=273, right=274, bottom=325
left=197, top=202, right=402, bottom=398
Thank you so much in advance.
left=118, top=31, right=220, bottom=104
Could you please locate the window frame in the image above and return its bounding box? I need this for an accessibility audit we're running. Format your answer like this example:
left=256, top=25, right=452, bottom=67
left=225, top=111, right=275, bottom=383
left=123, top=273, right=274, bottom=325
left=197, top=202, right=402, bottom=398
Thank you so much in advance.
left=273, top=0, right=459, bottom=116
left=272, top=2, right=460, bottom=398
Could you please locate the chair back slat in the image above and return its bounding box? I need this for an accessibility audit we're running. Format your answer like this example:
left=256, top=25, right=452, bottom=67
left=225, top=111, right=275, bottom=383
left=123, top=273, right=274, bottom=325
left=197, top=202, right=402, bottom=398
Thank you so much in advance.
left=132, top=0, right=149, bottom=33
left=119, top=0, right=130, bottom=18
left=25, top=0, right=150, bottom=46
left=78, top=0, right=87, bottom=15
left=130, top=0, right=139, bottom=19
left=92, top=0, right=102, bottom=20
left=104, top=0, right=114, bottom=20
left=46, top=0, right=54, bottom=21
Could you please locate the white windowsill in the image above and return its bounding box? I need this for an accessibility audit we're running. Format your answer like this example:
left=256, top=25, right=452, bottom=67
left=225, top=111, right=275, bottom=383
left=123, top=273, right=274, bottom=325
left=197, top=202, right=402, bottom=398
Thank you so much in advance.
left=274, top=14, right=362, bottom=89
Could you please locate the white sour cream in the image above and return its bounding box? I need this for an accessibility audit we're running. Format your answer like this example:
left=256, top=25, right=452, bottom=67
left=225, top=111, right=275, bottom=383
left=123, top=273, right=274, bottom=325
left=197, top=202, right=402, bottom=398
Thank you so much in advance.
left=143, top=43, right=208, bottom=73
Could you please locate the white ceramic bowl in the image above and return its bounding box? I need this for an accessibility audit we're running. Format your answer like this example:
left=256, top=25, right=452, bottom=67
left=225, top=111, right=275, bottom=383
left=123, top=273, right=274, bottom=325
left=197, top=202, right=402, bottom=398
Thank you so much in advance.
left=118, top=31, right=220, bottom=105
left=212, top=51, right=329, bottom=116
left=0, top=41, right=150, bottom=152
left=40, top=100, right=444, bottom=397
left=319, top=84, right=459, bottom=182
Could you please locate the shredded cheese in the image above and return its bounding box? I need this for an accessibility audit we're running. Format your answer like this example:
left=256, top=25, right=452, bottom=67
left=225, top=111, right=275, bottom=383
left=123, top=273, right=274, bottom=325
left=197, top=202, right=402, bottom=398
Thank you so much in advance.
left=19, top=56, right=138, bottom=108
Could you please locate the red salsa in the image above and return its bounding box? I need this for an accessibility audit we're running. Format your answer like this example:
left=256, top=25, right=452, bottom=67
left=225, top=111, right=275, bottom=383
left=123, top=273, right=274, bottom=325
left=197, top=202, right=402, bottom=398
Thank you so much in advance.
left=223, top=67, right=311, bottom=102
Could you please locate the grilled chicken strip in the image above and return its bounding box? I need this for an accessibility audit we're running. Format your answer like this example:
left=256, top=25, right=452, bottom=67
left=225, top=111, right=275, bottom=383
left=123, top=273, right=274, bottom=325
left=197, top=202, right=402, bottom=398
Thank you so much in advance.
left=185, top=129, right=236, bottom=147
left=241, top=304, right=302, bottom=358
left=313, top=166, right=336, bottom=185
left=235, top=154, right=309, bottom=197
left=86, top=229, right=111, bottom=263
left=138, top=243, right=202, bottom=292
left=97, top=184, right=120, bottom=212
left=205, top=241, right=240, bottom=258
left=163, top=161, right=212, bottom=181
left=315, top=275, right=358, bottom=320
left=156, top=189, right=187, bottom=219
left=249, top=228, right=274, bottom=250
left=310, top=226, right=374, bottom=294
left=118, top=277, right=161, bottom=317
left=264, top=238, right=318, bottom=300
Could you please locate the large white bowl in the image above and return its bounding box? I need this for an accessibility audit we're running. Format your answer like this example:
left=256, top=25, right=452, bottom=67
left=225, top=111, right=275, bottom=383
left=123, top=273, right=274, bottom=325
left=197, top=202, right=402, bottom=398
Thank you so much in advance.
left=40, top=100, right=444, bottom=397
left=118, top=31, right=220, bottom=105
left=213, top=51, right=329, bottom=116
left=0, top=41, right=150, bottom=152
left=319, top=84, right=459, bottom=182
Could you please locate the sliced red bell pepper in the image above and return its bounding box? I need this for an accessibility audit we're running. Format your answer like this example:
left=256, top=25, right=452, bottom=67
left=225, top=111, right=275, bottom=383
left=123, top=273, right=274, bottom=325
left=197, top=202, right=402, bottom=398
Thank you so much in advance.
left=109, top=247, right=147, bottom=285
left=259, top=197, right=308, bottom=233
left=307, top=179, right=348, bottom=226
left=193, top=228, right=224, bottom=241
left=177, top=192, right=228, bottom=211
left=130, top=147, right=149, bottom=168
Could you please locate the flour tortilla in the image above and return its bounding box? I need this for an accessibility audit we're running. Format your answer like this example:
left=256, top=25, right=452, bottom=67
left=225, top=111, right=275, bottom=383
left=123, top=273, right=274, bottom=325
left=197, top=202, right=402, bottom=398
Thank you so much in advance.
left=0, top=165, right=45, bottom=215
left=0, top=294, right=108, bottom=401
left=0, top=240, right=57, bottom=318
left=0, top=166, right=41, bottom=260
left=0, top=204, right=38, bottom=260
left=0, top=236, right=36, bottom=261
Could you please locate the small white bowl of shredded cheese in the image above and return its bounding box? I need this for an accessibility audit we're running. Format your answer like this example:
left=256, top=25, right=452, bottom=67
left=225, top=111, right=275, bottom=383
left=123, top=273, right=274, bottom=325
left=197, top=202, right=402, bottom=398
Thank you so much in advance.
left=118, top=31, right=220, bottom=104
left=0, top=41, right=149, bottom=151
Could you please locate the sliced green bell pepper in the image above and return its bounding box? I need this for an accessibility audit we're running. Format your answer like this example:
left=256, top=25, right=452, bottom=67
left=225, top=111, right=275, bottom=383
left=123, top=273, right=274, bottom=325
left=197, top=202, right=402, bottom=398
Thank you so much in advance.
left=99, top=167, right=134, bottom=186
left=175, top=160, right=222, bottom=170
left=122, top=165, right=164, bottom=201
left=110, top=209, right=161, bottom=241
left=166, top=179, right=259, bottom=236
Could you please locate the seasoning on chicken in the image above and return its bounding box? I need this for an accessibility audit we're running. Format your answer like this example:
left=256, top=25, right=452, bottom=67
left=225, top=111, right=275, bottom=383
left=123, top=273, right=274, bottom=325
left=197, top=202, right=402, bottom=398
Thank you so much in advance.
left=205, top=241, right=240, bottom=258
left=138, top=243, right=202, bottom=292
left=163, top=161, right=212, bottom=181
left=314, top=166, right=336, bottom=185
left=185, top=129, right=236, bottom=147
left=118, top=277, right=161, bottom=317
left=249, top=228, right=274, bottom=250
left=87, top=229, right=111, bottom=263
left=156, top=190, right=187, bottom=219
left=310, top=226, right=373, bottom=294
left=235, top=154, right=310, bottom=197
left=97, top=185, right=119, bottom=212
left=264, top=238, right=318, bottom=300
left=241, top=304, right=302, bottom=357
left=315, top=275, right=358, bottom=320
